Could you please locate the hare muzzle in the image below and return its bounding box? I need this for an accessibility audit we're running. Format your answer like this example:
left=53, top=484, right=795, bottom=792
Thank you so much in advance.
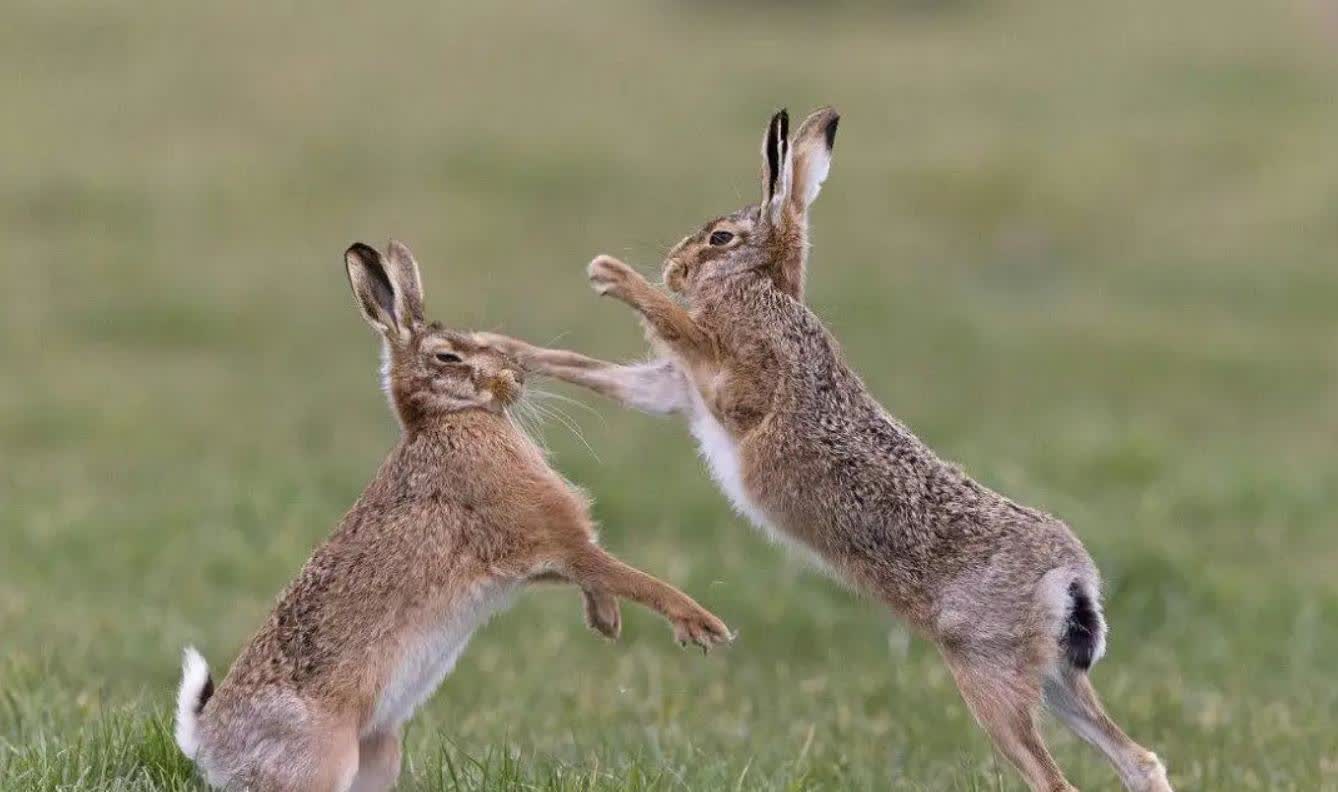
left=490, top=368, right=524, bottom=405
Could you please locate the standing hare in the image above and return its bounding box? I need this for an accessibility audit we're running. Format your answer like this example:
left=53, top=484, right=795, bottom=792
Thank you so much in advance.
left=174, top=240, right=730, bottom=792
left=480, top=109, right=1173, bottom=792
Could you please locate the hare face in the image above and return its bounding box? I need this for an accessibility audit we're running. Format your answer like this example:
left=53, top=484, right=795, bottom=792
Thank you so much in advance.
left=345, top=241, right=525, bottom=424
left=387, top=327, right=525, bottom=418
left=662, top=205, right=762, bottom=296
left=664, top=107, right=840, bottom=303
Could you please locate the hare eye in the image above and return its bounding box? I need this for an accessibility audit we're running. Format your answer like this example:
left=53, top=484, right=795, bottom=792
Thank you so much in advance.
left=708, top=230, right=734, bottom=246
left=435, top=351, right=463, bottom=364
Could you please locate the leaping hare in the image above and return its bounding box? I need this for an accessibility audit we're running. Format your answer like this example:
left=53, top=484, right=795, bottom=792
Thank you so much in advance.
left=174, top=240, right=730, bottom=792
left=480, top=109, right=1173, bottom=792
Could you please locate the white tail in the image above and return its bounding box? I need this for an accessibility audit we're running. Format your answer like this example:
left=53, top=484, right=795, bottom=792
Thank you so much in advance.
left=174, top=646, right=212, bottom=758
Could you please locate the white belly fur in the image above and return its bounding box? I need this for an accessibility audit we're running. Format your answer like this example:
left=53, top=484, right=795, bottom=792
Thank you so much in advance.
left=366, top=580, right=518, bottom=735
left=686, top=391, right=830, bottom=572
left=687, top=390, right=769, bottom=529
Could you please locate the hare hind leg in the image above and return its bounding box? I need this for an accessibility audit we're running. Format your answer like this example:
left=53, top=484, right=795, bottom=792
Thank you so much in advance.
left=349, top=731, right=402, bottom=792
left=942, top=650, right=1076, bottom=792
left=1043, top=668, right=1172, bottom=792
left=238, top=728, right=359, bottom=792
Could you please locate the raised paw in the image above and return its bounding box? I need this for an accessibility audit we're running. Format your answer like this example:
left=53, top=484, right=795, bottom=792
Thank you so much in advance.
left=582, top=589, right=621, bottom=640
left=587, top=254, right=638, bottom=300
left=670, top=606, right=732, bottom=653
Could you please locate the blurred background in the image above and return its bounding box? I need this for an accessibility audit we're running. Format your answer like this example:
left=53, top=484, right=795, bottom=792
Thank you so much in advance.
left=3, top=1, right=1336, bottom=789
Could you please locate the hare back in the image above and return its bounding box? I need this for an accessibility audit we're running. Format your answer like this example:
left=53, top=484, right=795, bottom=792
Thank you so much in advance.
left=713, top=339, right=1093, bottom=622
left=214, top=418, right=581, bottom=694
left=690, top=280, right=1093, bottom=617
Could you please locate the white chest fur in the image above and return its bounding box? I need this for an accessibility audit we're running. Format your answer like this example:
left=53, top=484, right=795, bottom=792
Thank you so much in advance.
left=687, top=390, right=770, bottom=530
left=685, top=389, right=833, bottom=574
left=367, top=580, right=517, bottom=735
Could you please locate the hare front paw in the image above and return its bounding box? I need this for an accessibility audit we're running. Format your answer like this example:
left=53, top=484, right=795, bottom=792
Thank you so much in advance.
left=582, top=589, right=621, bottom=640
left=670, top=606, right=732, bottom=653
left=587, top=255, right=638, bottom=300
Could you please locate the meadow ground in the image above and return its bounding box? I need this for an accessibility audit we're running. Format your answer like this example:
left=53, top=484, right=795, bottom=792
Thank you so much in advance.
left=3, top=1, right=1337, bottom=789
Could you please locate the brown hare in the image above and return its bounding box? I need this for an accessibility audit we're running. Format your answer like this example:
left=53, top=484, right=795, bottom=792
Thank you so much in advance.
left=173, top=240, right=731, bottom=792
left=479, top=109, right=1173, bottom=792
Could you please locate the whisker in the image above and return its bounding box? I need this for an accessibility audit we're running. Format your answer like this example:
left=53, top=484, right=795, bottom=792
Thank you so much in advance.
left=528, top=388, right=605, bottom=424
left=508, top=402, right=550, bottom=455
left=541, top=330, right=573, bottom=348
left=527, top=399, right=602, bottom=463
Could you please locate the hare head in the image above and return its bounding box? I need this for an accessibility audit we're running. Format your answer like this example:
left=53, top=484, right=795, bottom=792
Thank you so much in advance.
left=662, top=107, right=839, bottom=300
left=345, top=240, right=523, bottom=426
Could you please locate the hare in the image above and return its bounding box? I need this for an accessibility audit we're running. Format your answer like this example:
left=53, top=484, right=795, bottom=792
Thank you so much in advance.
left=173, top=240, right=731, bottom=792
left=478, top=109, right=1173, bottom=792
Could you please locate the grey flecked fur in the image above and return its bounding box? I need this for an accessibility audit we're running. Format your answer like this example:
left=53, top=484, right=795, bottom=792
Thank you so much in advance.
left=483, top=108, right=1174, bottom=792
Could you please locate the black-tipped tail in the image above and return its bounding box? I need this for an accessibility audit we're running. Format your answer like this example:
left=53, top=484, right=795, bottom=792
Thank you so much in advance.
left=175, top=647, right=214, bottom=758
left=197, top=674, right=215, bottom=713
left=1062, top=581, right=1103, bottom=670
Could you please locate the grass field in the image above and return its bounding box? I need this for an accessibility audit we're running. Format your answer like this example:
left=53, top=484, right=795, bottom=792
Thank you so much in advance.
left=3, top=0, right=1337, bottom=789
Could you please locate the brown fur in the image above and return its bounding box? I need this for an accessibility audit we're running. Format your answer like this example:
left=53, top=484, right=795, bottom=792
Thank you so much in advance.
left=481, top=110, right=1173, bottom=792
left=175, top=241, right=729, bottom=792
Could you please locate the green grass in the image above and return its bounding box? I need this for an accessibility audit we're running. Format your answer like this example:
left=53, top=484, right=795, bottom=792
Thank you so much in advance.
left=3, top=0, right=1338, bottom=789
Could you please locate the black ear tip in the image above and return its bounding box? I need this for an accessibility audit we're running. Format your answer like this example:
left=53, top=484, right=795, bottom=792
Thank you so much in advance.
left=824, top=115, right=840, bottom=149
left=346, top=242, right=379, bottom=262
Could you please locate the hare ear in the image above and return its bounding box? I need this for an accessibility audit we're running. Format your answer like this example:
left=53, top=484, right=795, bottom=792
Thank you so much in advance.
left=384, top=239, right=425, bottom=326
left=345, top=243, right=407, bottom=341
left=789, top=107, right=839, bottom=211
left=759, top=108, right=792, bottom=225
